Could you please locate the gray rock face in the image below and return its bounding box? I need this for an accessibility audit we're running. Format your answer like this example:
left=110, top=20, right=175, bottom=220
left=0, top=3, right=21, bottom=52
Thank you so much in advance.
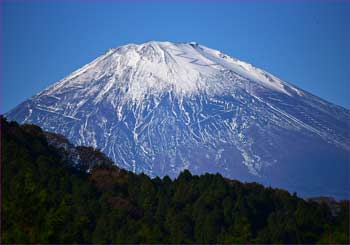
left=6, top=41, right=349, bottom=199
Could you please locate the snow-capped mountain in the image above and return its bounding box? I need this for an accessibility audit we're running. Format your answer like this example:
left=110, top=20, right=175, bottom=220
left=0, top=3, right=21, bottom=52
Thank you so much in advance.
left=6, top=41, right=349, bottom=198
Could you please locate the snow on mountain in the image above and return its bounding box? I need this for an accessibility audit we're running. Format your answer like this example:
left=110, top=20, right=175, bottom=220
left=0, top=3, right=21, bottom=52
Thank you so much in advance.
left=6, top=41, right=350, bottom=199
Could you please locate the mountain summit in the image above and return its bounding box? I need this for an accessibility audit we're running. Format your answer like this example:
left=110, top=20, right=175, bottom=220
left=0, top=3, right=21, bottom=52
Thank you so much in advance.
left=6, top=41, right=350, bottom=198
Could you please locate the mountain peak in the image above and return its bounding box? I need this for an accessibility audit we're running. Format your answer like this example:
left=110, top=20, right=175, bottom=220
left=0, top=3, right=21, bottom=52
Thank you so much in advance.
left=43, top=41, right=297, bottom=104
left=6, top=41, right=350, bottom=199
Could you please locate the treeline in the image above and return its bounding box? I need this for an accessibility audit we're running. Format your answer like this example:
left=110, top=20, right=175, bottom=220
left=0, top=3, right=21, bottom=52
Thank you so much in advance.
left=1, top=117, right=349, bottom=244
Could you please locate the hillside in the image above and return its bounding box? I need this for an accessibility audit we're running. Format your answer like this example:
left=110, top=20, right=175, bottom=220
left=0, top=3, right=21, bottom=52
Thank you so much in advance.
left=1, top=116, right=349, bottom=244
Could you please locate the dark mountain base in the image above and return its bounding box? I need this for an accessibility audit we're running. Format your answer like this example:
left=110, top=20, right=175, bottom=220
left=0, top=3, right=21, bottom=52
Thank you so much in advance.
left=1, top=117, right=349, bottom=244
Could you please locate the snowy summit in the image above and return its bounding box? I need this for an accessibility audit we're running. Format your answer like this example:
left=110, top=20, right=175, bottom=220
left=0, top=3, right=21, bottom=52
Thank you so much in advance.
left=47, top=41, right=297, bottom=103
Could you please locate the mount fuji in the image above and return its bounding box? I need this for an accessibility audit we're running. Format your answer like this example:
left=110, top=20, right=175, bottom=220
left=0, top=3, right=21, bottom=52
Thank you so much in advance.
left=5, top=41, right=349, bottom=198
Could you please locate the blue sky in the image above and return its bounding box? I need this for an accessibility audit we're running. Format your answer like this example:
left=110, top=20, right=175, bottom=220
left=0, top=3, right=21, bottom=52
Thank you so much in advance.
left=1, top=1, right=349, bottom=113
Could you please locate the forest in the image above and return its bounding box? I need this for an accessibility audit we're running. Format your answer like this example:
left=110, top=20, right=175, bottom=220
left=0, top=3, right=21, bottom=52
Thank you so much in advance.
left=1, top=116, right=349, bottom=244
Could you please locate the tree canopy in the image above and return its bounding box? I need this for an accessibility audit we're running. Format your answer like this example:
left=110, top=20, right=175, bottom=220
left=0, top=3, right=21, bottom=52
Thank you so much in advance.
left=1, top=117, right=349, bottom=244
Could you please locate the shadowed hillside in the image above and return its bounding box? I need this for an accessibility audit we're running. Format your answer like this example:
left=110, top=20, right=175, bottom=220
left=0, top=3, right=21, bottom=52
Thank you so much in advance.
left=1, top=116, right=349, bottom=244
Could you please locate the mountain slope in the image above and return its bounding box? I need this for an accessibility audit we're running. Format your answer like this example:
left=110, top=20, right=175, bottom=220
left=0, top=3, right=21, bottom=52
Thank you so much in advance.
left=1, top=117, right=349, bottom=244
left=5, top=41, right=350, bottom=198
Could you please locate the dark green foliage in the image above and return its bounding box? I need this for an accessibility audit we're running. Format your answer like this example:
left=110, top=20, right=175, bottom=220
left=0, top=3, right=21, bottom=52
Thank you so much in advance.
left=1, top=116, right=349, bottom=244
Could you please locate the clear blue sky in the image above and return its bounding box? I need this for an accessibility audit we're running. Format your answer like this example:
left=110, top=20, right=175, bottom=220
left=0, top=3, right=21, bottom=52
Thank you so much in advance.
left=1, top=1, right=349, bottom=113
